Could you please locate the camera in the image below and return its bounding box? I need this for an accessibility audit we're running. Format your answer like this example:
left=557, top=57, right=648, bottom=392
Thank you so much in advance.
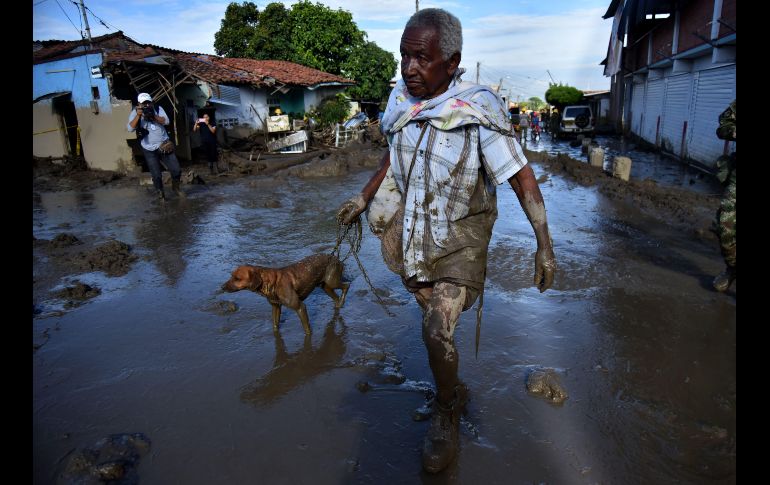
left=140, top=103, right=155, bottom=119
left=198, top=118, right=206, bottom=124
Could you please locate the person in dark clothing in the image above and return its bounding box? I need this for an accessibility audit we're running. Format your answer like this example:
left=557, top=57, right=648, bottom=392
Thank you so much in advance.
left=194, top=113, right=218, bottom=174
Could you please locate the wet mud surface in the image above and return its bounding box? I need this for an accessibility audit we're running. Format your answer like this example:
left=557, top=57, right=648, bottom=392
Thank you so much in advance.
left=34, top=139, right=735, bottom=484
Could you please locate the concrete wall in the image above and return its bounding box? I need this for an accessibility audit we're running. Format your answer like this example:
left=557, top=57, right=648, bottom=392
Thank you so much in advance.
left=33, top=100, right=67, bottom=158
left=79, top=99, right=136, bottom=172
left=238, top=87, right=268, bottom=129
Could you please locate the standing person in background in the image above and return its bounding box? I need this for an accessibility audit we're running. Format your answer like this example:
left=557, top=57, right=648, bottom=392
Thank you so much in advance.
left=519, top=110, right=529, bottom=142
left=127, top=93, right=183, bottom=200
left=194, top=113, right=219, bottom=175
left=713, top=99, right=736, bottom=292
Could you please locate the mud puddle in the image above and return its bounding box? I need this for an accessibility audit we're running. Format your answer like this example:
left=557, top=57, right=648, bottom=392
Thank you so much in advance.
left=34, top=152, right=735, bottom=484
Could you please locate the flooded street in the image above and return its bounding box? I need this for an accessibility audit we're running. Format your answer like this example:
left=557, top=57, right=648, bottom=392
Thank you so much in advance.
left=33, top=151, right=735, bottom=484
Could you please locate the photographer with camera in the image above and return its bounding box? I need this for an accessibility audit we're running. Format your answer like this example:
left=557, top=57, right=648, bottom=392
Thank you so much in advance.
left=127, top=92, right=183, bottom=200
left=193, top=113, right=218, bottom=175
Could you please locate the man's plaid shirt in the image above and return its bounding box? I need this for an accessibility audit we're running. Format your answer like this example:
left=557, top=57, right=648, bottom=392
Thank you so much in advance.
left=386, top=90, right=529, bottom=282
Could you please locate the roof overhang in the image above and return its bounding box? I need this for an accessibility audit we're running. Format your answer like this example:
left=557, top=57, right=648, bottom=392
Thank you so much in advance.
left=33, top=91, right=70, bottom=104
left=307, top=82, right=355, bottom=91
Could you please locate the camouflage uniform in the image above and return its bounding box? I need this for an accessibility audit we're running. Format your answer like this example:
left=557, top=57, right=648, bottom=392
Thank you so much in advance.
left=549, top=111, right=561, bottom=136
left=713, top=100, right=736, bottom=292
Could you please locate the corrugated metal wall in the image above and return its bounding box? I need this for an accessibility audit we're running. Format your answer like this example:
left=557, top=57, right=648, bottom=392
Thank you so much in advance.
left=641, top=78, right=665, bottom=144
left=660, top=74, right=693, bottom=157
left=628, top=63, right=735, bottom=169
left=631, top=82, right=645, bottom=135
left=686, top=65, right=736, bottom=166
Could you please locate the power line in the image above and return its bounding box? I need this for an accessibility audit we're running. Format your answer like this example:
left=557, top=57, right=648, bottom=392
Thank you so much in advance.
left=53, top=0, right=82, bottom=36
left=83, top=5, right=122, bottom=32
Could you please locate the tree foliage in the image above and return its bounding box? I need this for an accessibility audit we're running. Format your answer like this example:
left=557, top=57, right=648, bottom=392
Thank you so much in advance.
left=213, top=2, right=260, bottom=58
left=249, top=3, right=292, bottom=61
left=309, top=93, right=351, bottom=128
left=213, top=1, right=397, bottom=103
left=545, top=84, right=583, bottom=109
left=527, top=96, right=546, bottom=111
left=287, top=1, right=364, bottom=75
left=343, top=41, right=398, bottom=102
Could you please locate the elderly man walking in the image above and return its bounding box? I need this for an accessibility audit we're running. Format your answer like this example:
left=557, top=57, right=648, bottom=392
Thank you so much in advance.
left=337, top=8, right=557, bottom=473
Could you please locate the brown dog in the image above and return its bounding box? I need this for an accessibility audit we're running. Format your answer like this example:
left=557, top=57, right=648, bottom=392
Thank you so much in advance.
left=222, top=253, right=349, bottom=334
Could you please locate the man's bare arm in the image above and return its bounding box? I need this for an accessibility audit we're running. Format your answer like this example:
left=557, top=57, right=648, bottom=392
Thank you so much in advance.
left=508, top=165, right=556, bottom=292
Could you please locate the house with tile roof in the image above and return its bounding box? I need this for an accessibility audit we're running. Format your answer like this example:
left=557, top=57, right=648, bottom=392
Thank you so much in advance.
left=33, top=32, right=355, bottom=172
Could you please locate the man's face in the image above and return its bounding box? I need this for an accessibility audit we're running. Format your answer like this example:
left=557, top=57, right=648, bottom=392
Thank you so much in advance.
left=400, top=26, right=459, bottom=100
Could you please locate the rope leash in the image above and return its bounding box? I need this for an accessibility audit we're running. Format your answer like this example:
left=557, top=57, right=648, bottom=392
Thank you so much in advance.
left=333, top=217, right=396, bottom=318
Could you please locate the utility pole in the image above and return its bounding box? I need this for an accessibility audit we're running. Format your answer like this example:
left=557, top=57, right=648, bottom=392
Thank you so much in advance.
left=77, top=0, right=93, bottom=46
left=496, top=77, right=502, bottom=93
left=476, top=61, right=480, bottom=84
left=416, top=0, right=419, bottom=12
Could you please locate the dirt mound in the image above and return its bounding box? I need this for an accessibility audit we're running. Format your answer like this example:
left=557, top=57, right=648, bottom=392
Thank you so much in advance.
left=71, top=239, right=139, bottom=277
left=54, top=281, right=101, bottom=300
left=526, top=148, right=720, bottom=238
left=50, top=233, right=82, bottom=248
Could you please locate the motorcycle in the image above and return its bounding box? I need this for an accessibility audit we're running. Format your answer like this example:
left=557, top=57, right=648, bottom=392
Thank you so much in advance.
left=531, top=123, right=541, bottom=141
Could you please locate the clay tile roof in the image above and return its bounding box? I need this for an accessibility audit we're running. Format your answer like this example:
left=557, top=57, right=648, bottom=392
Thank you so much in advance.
left=172, top=54, right=260, bottom=85
left=215, top=58, right=355, bottom=87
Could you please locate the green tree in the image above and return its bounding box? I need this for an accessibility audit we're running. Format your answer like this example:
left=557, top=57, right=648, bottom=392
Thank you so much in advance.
left=545, top=83, right=583, bottom=109
left=309, top=93, right=351, bottom=128
left=213, top=2, right=261, bottom=58
left=250, top=3, right=292, bottom=60
left=213, top=1, right=396, bottom=104
left=527, top=96, right=546, bottom=111
left=343, top=41, right=397, bottom=102
left=287, top=1, right=364, bottom=75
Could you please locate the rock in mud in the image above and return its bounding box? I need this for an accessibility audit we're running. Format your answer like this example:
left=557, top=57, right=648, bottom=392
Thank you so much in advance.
left=54, top=281, right=101, bottom=307
left=526, top=368, right=569, bottom=405
left=206, top=300, right=239, bottom=316
left=58, top=432, right=151, bottom=485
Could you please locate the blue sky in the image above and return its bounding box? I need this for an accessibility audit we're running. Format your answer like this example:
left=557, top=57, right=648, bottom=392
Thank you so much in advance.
left=33, top=0, right=614, bottom=100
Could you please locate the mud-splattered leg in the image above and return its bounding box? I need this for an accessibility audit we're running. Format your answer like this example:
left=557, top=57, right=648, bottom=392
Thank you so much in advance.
left=420, top=281, right=467, bottom=473
left=421, top=282, right=466, bottom=404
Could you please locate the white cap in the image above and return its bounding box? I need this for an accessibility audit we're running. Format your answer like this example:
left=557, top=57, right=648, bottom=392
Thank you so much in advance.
left=137, top=93, right=152, bottom=103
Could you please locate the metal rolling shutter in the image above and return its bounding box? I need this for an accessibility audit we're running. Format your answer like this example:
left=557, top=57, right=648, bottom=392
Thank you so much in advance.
left=687, top=65, right=736, bottom=167
left=660, top=74, right=693, bottom=156
left=630, top=81, right=645, bottom=135
left=641, top=78, right=665, bottom=144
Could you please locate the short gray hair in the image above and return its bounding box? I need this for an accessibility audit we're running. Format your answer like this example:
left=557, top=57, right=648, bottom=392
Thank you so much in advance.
left=404, top=8, right=462, bottom=61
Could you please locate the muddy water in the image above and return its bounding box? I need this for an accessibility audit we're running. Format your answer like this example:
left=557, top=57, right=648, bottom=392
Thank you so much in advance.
left=33, top=164, right=735, bottom=484
left=521, top=133, right=723, bottom=196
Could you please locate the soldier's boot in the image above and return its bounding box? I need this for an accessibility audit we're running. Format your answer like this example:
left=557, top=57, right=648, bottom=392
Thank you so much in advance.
left=713, top=266, right=736, bottom=292
left=171, top=178, right=184, bottom=197
left=421, top=383, right=468, bottom=474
